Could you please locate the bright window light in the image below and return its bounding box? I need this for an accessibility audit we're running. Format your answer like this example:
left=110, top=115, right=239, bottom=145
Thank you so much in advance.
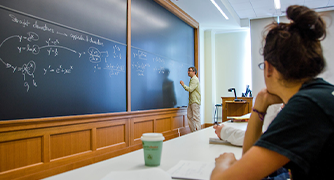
left=210, top=0, right=229, bottom=20
left=274, top=0, right=281, bottom=9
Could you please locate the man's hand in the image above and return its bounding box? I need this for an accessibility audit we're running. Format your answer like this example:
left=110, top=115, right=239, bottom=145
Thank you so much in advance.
left=213, top=124, right=224, bottom=140
left=180, top=80, right=184, bottom=86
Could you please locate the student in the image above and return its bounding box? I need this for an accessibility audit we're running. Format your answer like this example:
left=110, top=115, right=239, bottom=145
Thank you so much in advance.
left=214, top=104, right=289, bottom=180
left=211, top=5, right=334, bottom=180
left=180, top=67, right=201, bottom=132
left=213, top=104, right=282, bottom=146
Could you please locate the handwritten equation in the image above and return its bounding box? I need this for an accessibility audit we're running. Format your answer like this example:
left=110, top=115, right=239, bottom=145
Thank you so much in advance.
left=43, top=65, right=73, bottom=75
left=0, top=58, right=37, bottom=92
left=0, top=12, right=126, bottom=92
left=132, top=62, right=150, bottom=76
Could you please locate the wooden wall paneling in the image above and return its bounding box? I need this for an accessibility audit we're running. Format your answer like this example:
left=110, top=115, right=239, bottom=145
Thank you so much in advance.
left=125, top=118, right=130, bottom=147
left=155, top=117, right=171, bottom=133
left=179, top=114, right=191, bottom=136
left=133, top=118, right=154, bottom=145
left=42, top=134, right=50, bottom=163
left=96, top=124, right=126, bottom=150
left=171, top=115, right=184, bottom=130
left=130, top=118, right=135, bottom=146
left=0, top=137, right=43, bottom=173
left=50, top=130, right=91, bottom=161
left=0, top=109, right=187, bottom=179
left=91, top=128, right=97, bottom=151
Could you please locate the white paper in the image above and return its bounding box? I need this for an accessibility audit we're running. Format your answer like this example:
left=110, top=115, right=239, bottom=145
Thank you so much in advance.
left=100, top=168, right=172, bottom=180
left=167, top=160, right=215, bottom=180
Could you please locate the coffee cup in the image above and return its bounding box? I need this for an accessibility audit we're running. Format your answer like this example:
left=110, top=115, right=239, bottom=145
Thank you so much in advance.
left=141, top=133, right=165, bottom=166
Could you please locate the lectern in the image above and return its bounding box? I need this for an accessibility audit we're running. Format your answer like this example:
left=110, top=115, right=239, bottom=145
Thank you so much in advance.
left=221, top=97, right=253, bottom=122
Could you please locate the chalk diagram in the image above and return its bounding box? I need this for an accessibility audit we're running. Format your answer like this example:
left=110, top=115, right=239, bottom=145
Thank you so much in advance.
left=89, top=45, right=125, bottom=75
left=133, top=50, right=147, bottom=60
left=88, top=46, right=108, bottom=63
left=1, top=13, right=126, bottom=94
left=131, top=50, right=170, bottom=76
left=153, top=66, right=166, bottom=74
left=105, top=63, right=125, bottom=76
left=153, top=57, right=166, bottom=74
left=43, top=65, right=73, bottom=75
left=132, top=62, right=150, bottom=76
left=113, top=45, right=122, bottom=59
left=0, top=31, right=83, bottom=92
left=0, top=33, right=40, bottom=92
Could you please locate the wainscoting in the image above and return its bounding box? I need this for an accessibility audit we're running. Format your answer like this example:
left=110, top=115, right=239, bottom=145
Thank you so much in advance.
left=0, top=108, right=189, bottom=179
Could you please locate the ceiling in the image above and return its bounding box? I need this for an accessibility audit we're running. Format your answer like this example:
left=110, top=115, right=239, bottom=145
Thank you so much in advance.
left=170, top=0, right=334, bottom=30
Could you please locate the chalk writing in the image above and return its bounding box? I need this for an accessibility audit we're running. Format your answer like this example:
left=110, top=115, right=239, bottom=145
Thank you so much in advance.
left=46, top=38, right=59, bottom=46
left=133, top=50, right=147, bottom=60
left=154, top=66, right=166, bottom=74
left=17, top=44, right=40, bottom=54
left=70, top=33, right=104, bottom=46
left=88, top=47, right=108, bottom=63
left=21, top=60, right=36, bottom=80
left=0, top=58, right=37, bottom=92
left=46, top=48, right=58, bottom=56
left=113, top=45, right=122, bottom=59
left=56, top=31, right=68, bottom=37
left=105, top=64, right=125, bottom=76
left=33, top=21, right=54, bottom=33
left=23, top=32, right=39, bottom=42
left=153, top=57, right=165, bottom=63
left=9, top=14, right=30, bottom=27
left=132, top=62, right=150, bottom=76
left=1, top=10, right=125, bottom=94
left=43, top=65, right=73, bottom=75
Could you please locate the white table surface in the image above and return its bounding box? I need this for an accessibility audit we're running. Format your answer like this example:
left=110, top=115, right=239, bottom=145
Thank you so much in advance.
left=44, top=122, right=247, bottom=180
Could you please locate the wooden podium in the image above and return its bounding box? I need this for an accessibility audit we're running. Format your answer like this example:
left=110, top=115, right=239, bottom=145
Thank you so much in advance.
left=221, top=97, right=253, bottom=122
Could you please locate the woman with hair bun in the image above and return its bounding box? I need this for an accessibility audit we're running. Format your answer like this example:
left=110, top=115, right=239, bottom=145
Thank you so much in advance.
left=211, top=5, right=334, bottom=180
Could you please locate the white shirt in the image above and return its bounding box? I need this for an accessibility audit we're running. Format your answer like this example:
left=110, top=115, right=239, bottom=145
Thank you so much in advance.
left=220, top=104, right=282, bottom=146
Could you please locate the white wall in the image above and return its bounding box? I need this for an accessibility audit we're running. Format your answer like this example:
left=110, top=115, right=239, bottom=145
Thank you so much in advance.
left=202, top=30, right=251, bottom=123
left=203, top=30, right=215, bottom=124
left=319, top=11, right=334, bottom=84
left=250, top=11, right=334, bottom=97
left=215, top=31, right=252, bottom=102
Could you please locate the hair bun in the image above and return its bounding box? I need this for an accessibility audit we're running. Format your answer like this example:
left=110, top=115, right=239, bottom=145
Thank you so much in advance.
left=286, top=5, right=326, bottom=40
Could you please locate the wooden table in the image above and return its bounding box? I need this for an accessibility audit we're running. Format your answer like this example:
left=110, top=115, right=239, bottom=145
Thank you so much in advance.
left=221, top=97, right=253, bottom=122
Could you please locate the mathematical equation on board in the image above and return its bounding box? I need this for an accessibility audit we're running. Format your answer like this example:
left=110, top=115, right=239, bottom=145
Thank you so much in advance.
left=132, top=50, right=184, bottom=76
left=0, top=13, right=125, bottom=92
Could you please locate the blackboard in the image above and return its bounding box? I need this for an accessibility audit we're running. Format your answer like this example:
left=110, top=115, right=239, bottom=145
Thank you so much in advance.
left=0, top=0, right=127, bottom=120
left=0, top=0, right=195, bottom=120
left=131, top=0, right=195, bottom=111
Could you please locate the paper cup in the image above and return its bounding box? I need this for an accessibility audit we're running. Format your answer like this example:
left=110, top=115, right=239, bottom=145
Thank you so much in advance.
left=141, top=133, right=165, bottom=166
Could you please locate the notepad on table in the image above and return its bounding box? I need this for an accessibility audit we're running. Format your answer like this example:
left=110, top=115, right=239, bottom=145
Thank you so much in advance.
left=101, top=168, right=172, bottom=180
left=167, top=160, right=215, bottom=180
left=208, top=137, right=231, bottom=145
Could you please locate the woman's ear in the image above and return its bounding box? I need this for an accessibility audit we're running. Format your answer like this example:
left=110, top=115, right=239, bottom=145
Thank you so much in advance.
left=264, top=61, right=274, bottom=77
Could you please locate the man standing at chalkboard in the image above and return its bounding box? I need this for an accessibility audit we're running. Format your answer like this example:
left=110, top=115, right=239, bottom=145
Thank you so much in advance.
left=180, top=67, right=201, bottom=132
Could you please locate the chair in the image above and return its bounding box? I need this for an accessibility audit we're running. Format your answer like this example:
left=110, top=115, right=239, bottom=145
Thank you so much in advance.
left=214, top=103, right=222, bottom=123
